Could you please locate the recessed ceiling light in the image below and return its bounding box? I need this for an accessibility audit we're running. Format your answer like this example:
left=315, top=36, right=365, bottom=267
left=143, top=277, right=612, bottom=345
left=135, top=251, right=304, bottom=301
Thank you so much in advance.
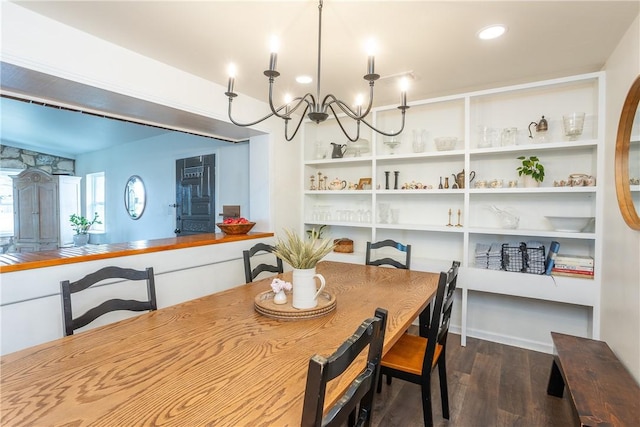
left=296, top=75, right=313, bottom=84
left=477, top=25, right=507, bottom=40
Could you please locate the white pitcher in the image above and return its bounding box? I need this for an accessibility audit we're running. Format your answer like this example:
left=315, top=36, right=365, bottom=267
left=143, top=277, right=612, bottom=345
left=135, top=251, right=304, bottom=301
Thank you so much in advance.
left=292, top=268, right=326, bottom=309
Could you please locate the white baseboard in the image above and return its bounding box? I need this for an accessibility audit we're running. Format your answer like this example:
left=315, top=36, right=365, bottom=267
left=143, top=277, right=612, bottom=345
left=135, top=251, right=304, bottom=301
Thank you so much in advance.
left=449, top=325, right=554, bottom=354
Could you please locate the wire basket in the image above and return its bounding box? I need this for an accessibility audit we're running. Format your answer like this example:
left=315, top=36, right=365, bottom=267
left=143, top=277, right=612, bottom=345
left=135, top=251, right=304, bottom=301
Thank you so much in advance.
left=501, top=242, right=546, bottom=274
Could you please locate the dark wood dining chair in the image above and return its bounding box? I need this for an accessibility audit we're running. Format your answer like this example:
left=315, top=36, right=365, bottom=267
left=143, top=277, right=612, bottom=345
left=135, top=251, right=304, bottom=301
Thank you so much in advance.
left=301, top=307, right=388, bottom=427
left=61, top=266, right=157, bottom=336
left=376, top=261, right=460, bottom=427
left=365, top=239, right=411, bottom=269
left=243, top=242, right=284, bottom=283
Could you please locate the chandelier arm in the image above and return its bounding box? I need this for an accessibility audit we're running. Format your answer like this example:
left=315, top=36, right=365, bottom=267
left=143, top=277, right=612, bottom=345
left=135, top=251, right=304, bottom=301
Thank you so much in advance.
left=327, top=105, right=361, bottom=142
left=290, top=93, right=317, bottom=116
left=267, top=79, right=291, bottom=120
left=359, top=109, right=408, bottom=137
left=322, top=80, right=376, bottom=120
left=284, top=104, right=310, bottom=142
left=322, top=95, right=360, bottom=120
left=227, top=98, right=281, bottom=127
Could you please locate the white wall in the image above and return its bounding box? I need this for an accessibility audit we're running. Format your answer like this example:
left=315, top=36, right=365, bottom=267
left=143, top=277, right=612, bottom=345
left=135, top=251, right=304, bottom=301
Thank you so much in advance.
left=76, top=132, right=250, bottom=244
left=602, top=15, right=640, bottom=382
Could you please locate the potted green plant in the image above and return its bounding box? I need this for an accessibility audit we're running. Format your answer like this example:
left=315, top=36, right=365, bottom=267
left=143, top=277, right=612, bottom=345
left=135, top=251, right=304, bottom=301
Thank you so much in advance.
left=516, top=156, right=545, bottom=187
left=70, top=212, right=102, bottom=246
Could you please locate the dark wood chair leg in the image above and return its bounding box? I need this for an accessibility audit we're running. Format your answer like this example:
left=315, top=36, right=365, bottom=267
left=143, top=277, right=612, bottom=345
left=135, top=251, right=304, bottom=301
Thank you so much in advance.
left=376, top=370, right=383, bottom=393
left=438, top=356, right=450, bottom=419
left=547, top=358, right=565, bottom=397
left=386, top=373, right=392, bottom=385
left=421, top=371, right=434, bottom=427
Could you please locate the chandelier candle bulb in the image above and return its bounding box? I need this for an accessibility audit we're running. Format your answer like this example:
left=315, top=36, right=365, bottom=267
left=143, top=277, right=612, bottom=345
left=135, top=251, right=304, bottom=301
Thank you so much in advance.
left=367, top=55, right=375, bottom=75
left=400, top=77, right=409, bottom=107
left=269, top=52, right=278, bottom=73
left=227, top=77, right=235, bottom=95
left=226, top=64, right=236, bottom=95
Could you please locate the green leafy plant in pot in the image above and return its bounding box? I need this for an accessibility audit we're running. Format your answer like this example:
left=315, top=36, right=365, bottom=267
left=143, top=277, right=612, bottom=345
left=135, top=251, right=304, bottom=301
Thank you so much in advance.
left=70, top=212, right=101, bottom=246
left=516, top=156, right=545, bottom=187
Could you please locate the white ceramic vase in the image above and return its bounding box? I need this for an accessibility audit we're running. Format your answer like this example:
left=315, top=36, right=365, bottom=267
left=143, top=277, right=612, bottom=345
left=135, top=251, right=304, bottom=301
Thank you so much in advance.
left=273, top=290, right=287, bottom=305
left=522, top=175, right=540, bottom=188
left=292, top=268, right=326, bottom=309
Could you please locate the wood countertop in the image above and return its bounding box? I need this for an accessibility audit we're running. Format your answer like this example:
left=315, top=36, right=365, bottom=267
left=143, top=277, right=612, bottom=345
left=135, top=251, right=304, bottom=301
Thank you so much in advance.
left=0, top=232, right=274, bottom=273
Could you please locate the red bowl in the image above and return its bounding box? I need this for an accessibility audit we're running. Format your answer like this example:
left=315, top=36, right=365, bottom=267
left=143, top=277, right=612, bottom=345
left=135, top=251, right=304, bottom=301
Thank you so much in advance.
left=216, top=222, right=256, bottom=235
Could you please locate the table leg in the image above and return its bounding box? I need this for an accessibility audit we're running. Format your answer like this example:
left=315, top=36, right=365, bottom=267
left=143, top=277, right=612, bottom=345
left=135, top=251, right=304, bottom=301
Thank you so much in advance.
left=547, top=358, right=565, bottom=397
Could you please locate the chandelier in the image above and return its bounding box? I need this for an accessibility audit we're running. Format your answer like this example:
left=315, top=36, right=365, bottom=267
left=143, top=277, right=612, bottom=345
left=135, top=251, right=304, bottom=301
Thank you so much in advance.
left=224, top=0, right=409, bottom=142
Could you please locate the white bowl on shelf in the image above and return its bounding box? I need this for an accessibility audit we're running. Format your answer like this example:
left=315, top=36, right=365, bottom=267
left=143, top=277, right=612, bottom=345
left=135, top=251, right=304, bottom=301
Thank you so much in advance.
left=434, top=137, right=458, bottom=151
left=545, top=216, right=594, bottom=232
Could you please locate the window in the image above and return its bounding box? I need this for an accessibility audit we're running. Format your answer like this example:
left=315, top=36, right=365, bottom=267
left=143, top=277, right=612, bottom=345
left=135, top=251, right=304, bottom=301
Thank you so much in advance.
left=86, top=172, right=105, bottom=233
left=0, top=169, right=20, bottom=237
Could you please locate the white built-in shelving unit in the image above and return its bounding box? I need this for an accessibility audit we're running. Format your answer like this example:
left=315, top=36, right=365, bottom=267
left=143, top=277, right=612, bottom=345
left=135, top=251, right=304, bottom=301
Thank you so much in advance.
left=301, top=72, right=604, bottom=351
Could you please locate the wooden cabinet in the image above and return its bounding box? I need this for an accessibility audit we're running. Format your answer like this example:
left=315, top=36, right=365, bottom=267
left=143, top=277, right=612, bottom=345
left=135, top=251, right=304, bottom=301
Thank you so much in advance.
left=12, top=169, right=81, bottom=251
left=302, top=72, right=604, bottom=352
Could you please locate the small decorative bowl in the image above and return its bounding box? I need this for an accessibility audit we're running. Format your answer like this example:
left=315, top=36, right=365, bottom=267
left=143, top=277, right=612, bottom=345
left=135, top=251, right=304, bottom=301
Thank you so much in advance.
left=216, top=222, right=256, bottom=235
left=434, top=137, right=458, bottom=151
left=545, top=216, right=594, bottom=233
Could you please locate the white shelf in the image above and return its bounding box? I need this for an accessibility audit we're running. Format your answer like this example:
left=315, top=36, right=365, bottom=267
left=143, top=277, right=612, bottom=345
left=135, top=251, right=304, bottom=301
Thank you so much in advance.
left=467, top=227, right=596, bottom=240
left=302, top=71, right=604, bottom=348
left=462, top=267, right=597, bottom=306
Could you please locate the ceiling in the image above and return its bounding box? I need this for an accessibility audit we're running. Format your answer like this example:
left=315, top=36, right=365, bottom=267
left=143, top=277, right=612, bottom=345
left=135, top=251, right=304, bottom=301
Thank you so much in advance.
left=2, top=0, right=639, bottom=157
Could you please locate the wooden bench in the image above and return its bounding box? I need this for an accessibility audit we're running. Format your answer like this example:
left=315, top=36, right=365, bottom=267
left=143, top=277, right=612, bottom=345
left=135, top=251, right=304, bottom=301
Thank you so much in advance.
left=547, top=332, right=640, bottom=426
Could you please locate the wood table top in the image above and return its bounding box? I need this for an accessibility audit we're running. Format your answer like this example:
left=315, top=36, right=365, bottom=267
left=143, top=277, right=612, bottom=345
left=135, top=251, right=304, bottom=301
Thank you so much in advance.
left=0, top=261, right=439, bottom=426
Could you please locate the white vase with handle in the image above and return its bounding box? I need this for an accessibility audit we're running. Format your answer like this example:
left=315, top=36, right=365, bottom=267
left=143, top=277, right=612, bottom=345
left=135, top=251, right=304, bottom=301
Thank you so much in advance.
left=292, top=268, right=326, bottom=309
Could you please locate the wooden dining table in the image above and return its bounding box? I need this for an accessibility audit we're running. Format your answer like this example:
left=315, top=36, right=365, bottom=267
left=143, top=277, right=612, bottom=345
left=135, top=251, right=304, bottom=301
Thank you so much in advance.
left=0, top=261, right=439, bottom=426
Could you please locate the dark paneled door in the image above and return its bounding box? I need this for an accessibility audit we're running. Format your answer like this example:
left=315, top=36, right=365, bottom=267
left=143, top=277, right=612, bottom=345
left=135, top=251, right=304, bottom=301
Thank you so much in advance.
left=175, top=154, right=215, bottom=236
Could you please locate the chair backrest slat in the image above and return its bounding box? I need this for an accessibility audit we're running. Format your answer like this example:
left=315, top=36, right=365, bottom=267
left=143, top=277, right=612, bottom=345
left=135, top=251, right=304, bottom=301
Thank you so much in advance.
left=302, top=307, right=388, bottom=427
left=243, top=243, right=284, bottom=283
left=61, top=266, right=157, bottom=336
left=365, top=239, right=411, bottom=270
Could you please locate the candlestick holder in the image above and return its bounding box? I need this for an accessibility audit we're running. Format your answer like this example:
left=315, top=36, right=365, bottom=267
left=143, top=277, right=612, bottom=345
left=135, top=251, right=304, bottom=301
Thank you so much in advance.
left=394, top=171, right=400, bottom=190
left=309, top=175, right=316, bottom=190
left=456, top=209, right=463, bottom=227
left=385, top=171, right=390, bottom=190
left=446, top=208, right=453, bottom=227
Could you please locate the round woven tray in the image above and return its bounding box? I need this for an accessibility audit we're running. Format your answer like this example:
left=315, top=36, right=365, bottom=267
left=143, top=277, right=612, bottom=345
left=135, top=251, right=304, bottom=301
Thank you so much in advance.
left=254, top=290, right=336, bottom=320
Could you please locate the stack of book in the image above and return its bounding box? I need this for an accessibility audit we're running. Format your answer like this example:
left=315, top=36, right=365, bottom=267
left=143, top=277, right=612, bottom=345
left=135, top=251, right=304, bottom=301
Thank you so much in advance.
left=551, top=254, right=594, bottom=279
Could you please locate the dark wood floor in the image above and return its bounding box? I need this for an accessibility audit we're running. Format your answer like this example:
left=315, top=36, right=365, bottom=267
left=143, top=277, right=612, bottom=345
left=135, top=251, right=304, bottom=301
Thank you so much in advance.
left=372, top=333, right=577, bottom=427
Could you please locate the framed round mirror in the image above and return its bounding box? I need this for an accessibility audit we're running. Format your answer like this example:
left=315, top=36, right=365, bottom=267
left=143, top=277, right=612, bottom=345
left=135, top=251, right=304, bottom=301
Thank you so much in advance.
left=615, top=75, right=640, bottom=230
left=124, top=175, right=146, bottom=220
